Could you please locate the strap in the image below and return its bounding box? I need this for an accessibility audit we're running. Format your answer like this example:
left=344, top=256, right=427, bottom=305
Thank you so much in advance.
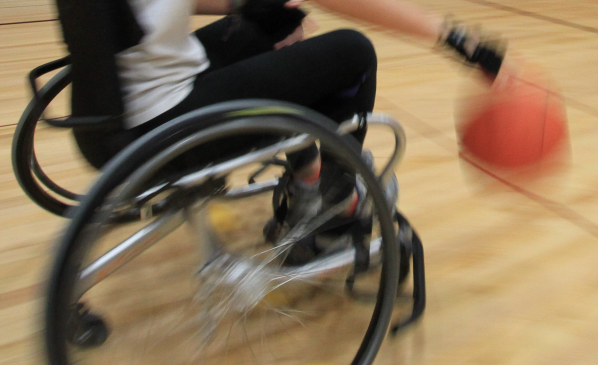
left=271, top=170, right=291, bottom=224
left=349, top=220, right=370, bottom=274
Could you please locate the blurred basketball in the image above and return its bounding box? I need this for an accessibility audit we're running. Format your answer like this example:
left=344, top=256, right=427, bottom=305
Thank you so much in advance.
left=456, top=67, right=570, bottom=171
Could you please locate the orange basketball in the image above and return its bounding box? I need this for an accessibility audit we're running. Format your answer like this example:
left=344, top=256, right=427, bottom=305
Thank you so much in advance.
left=456, top=72, right=569, bottom=169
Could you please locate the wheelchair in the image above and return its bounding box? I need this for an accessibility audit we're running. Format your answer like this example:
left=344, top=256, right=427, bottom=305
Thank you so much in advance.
left=12, top=6, right=425, bottom=365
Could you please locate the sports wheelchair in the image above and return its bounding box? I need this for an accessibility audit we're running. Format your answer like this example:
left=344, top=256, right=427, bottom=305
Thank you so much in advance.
left=12, top=9, right=425, bottom=365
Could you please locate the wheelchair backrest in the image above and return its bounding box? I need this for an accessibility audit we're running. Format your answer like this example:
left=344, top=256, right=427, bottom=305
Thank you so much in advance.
left=54, top=0, right=144, bottom=130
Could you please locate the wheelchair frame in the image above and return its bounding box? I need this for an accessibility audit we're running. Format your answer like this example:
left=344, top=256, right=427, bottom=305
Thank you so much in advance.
left=13, top=58, right=426, bottom=364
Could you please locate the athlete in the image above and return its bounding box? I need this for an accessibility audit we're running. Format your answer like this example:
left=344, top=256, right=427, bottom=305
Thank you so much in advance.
left=65, top=0, right=504, bottom=261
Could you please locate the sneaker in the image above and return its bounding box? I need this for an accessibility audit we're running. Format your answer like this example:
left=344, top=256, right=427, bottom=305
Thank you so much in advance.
left=351, top=150, right=399, bottom=219
left=285, top=178, right=321, bottom=228
left=315, top=150, right=399, bottom=253
left=262, top=174, right=321, bottom=264
left=262, top=175, right=321, bottom=242
left=277, top=177, right=322, bottom=265
left=267, top=150, right=399, bottom=265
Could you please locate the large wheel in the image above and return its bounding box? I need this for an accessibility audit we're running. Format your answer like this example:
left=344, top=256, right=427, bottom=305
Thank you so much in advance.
left=45, top=100, right=400, bottom=365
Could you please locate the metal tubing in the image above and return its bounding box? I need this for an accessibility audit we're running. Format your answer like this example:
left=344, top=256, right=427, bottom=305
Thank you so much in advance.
left=278, top=237, right=383, bottom=280
left=75, top=208, right=186, bottom=298
left=367, top=113, right=407, bottom=185
left=173, top=118, right=359, bottom=189
left=222, top=178, right=279, bottom=199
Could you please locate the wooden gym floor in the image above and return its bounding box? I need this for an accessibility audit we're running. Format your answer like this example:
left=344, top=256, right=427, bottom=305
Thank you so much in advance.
left=1, top=0, right=598, bottom=364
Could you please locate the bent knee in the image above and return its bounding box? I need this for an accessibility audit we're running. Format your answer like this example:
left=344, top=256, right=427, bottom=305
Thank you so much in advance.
left=324, top=29, right=377, bottom=65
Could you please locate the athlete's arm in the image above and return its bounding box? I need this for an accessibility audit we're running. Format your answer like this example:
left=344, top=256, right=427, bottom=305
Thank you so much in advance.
left=289, top=0, right=442, bottom=42
left=290, top=0, right=504, bottom=76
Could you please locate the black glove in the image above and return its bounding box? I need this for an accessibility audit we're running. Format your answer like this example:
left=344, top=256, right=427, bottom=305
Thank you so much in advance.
left=237, top=0, right=306, bottom=42
left=441, top=23, right=506, bottom=78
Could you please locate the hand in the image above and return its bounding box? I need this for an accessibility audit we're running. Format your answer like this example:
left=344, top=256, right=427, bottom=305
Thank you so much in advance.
left=440, top=21, right=506, bottom=78
left=274, top=24, right=304, bottom=49
left=239, top=0, right=307, bottom=43
left=240, top=0, right=301, bottom=19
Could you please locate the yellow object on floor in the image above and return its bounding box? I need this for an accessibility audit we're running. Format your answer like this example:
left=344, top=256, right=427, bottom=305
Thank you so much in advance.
left=208, top=203, right=241, bottom=232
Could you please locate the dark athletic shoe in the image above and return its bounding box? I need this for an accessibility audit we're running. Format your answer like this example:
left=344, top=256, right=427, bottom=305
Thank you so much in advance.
left=274, top=150, right=399, bottom=266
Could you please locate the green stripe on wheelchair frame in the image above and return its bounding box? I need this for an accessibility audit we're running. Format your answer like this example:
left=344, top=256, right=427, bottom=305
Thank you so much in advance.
left=226, top=106, right=303, bottom=118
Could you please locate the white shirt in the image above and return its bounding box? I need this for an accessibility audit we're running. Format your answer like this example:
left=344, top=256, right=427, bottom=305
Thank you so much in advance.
left=117, top=0, right=210, bottom=128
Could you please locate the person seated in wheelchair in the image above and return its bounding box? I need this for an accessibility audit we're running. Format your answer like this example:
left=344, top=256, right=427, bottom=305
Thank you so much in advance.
left=66, top=0, right=504, bottom=263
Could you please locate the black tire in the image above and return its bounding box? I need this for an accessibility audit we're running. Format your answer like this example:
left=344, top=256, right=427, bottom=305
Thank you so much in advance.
left=45, top=100, right=399, bottom=365
left=11, top=67, right=80, bottom=217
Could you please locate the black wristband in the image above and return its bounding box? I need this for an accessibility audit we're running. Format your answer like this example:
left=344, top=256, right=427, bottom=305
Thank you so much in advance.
left=444, top=27, right=505, bottom=77
left=445, top=27, right=470, bottom=59
left=472, top=45, right=503, bottom=77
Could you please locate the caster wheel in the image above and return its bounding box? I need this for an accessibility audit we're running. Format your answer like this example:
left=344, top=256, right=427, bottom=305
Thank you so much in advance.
left=66, top=303, right=109, bottom=348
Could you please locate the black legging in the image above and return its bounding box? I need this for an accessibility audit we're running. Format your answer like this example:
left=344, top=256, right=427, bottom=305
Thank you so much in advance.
left=76, top=16, right=378, bottom=202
